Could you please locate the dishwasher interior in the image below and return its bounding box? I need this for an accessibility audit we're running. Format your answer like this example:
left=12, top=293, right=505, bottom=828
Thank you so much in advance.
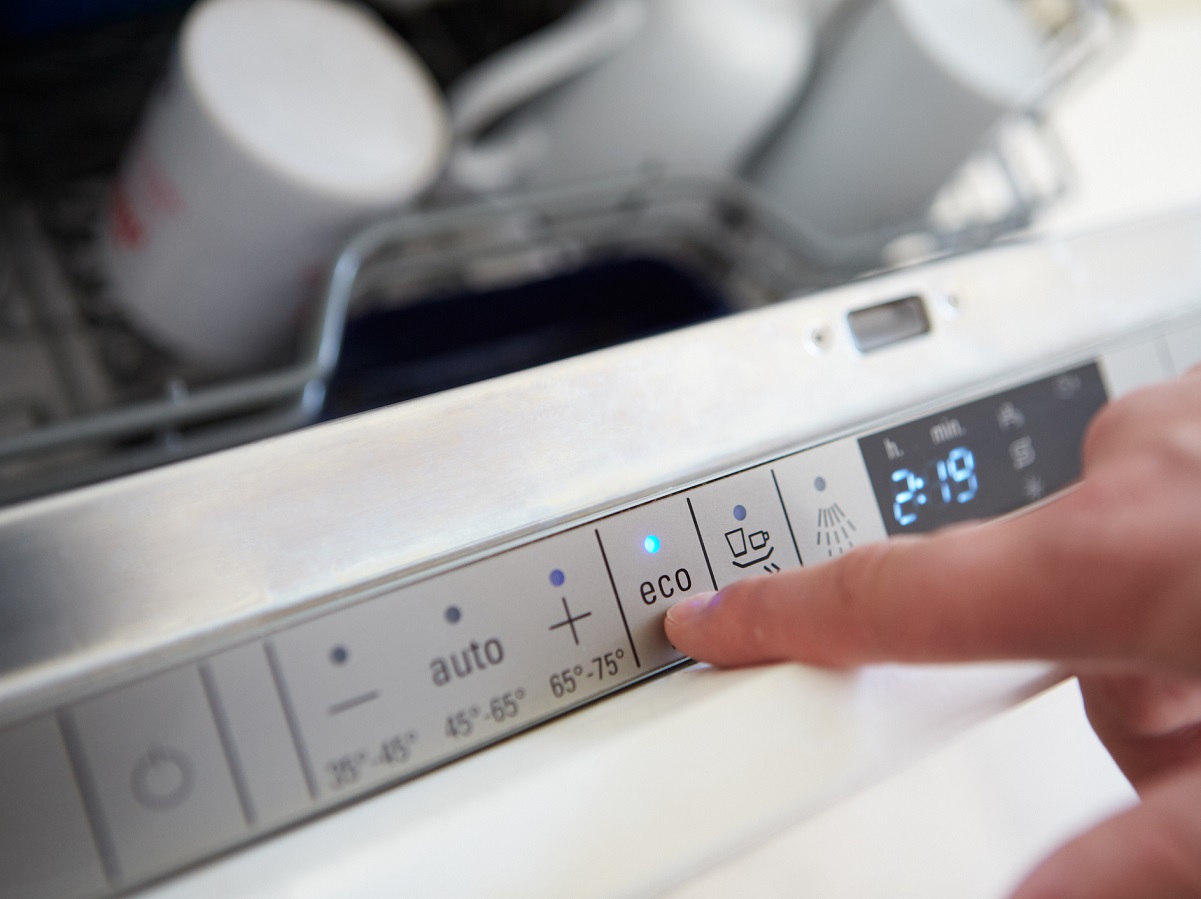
left=0, top=0, right=1118, bottom=508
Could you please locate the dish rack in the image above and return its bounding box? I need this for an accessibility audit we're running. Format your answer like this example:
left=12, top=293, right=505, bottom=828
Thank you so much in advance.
left=0, top=0, right=1125, bottom=507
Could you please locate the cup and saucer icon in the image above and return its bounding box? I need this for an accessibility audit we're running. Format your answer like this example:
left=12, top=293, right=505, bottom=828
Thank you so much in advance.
left=725, top=527, right=776, bottom=570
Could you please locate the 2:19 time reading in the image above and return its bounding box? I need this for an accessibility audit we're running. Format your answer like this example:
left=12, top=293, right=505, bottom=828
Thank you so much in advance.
left=890, top=446, right=978, bottom=527
left=859, top=363, right=1108, bottom=537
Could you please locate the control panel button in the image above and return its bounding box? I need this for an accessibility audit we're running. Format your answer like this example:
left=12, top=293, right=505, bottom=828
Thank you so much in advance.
left=1100, top=340, right=1173, bottom=397
left=1165, top=321, right=1201, bottom=374
left=269, top=526, right=638, bottom=800
left=401, top=529, right=642, bottom=753
left=595, top=496, right=716, bottom=668
left=68, top=666, right=246, bottom=884
left=204, top=644, right=313, bottom=827
left=0, top=716, right=107, bottom=899
left=772, top=438, right=888, bottom=565
left=685, top=466, right=802, bottom=588
left=266, top=596, right=426, bottom=799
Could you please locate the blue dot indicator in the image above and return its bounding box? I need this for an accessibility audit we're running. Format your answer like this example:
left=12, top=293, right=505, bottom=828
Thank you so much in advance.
left=814, top=476, right=827, bottom=492
left=733, top=504, right=747, bottom=521
left=330, top=646, right=349, bottom=665
left=549, top=569, right=565, bottom=587
left=643, top=534, right=662, bottom=554
left=445, top=606, right=462, bottom=624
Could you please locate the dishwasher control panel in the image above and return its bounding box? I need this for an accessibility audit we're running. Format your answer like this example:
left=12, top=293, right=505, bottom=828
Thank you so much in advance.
left=0, top=353, right=1127, bottom=898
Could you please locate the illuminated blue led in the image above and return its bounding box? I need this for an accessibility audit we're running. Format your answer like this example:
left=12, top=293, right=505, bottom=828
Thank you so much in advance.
left=733, top=505, right=747, bottom=521
left=549, top=569, right=565, bottom=587
left=643, top=534, right=662, bottom=554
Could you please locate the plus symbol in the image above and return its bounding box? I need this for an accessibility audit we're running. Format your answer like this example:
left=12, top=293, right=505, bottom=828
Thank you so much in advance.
left=548, top=597, right=592, bottom=646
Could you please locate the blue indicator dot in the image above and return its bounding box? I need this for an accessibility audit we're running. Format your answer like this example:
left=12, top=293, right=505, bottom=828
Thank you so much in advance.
left=814, top=476, right=827, bottom=492
left=330, top=646, right=349, bottom=665
left=549, top=569, right=565, bottom=587
left=445, top=606, right=462, bottom=624
left=733, top=504, right=747, bottom=521
left=644, top=534, right=662, bottom=554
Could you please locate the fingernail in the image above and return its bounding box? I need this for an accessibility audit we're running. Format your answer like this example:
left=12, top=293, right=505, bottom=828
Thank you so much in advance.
left=666, top=591, right=720, bottom=625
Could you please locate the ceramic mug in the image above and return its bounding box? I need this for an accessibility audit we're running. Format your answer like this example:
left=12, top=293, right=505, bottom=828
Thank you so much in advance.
left=444, top=0, right=815, bottom=192
left=102, top=0, right=449, bottom=370
left=748, top=0, right=1055, bottom=264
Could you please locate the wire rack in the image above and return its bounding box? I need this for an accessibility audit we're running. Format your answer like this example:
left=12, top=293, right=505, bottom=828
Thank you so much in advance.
left=0, top=0, right=1125, bottom=508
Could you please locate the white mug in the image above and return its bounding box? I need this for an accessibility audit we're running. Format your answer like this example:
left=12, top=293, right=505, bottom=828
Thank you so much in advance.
left=444, top=0, right=815, bottom=193
left=748, top=0, right=1054, bottom=264
left=102, top=0, right=449, bottom=371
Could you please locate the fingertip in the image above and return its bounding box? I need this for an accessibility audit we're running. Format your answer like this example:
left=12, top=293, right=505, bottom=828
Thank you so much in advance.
left=662, top=573, right=813, bottom=667
left=664, top=590, right=721, bottom=655
left=665, top=591, right=720, bottom=628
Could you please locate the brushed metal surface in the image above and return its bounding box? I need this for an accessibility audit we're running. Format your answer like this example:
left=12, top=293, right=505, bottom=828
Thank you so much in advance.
left=2, top=210, right=1200, bottom=719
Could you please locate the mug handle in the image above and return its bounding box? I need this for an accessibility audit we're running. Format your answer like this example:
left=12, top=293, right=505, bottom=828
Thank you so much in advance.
left=447, top=0, right=646, bottom=140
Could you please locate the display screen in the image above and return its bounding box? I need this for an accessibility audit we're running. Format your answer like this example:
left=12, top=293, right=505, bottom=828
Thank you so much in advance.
left=859, top=363, right=1108, bottom=535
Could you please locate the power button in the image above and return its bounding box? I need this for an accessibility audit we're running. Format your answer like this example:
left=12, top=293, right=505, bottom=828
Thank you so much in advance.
left=130, top=745, right=194, bottom=811
left=69, top=666, right=246, bottom=884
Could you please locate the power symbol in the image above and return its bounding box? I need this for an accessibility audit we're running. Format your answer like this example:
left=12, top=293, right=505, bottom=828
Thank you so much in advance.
left=131, top=745, right=194, bottom=811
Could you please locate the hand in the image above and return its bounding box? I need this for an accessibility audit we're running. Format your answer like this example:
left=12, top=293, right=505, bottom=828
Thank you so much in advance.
left=666, top=366, right=1201, bottom=898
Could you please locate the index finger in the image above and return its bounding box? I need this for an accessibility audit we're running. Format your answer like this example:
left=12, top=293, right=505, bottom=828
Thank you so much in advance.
left=664, top=481, right=1199, bottom=675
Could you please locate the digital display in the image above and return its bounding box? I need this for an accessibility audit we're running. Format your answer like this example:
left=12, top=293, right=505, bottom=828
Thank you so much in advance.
left=859, top=363, right=1108, bottom=535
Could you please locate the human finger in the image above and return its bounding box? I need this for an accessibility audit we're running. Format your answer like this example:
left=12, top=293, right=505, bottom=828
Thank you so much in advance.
left=1079, top=673, right=1201, bottom=788
left=1011, top=758, right=1201, bottom=899
left=663, top=478, right=1201, bottom=674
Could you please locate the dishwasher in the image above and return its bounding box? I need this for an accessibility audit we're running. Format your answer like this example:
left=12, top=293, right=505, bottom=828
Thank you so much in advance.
left=5, top=2, right=1185, bottom=897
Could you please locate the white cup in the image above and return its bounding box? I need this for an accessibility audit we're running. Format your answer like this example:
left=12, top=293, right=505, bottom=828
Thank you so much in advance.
left=748, top=0, right=1053, bottom=264
left=444, top=0, right=814, bottom=193
left=102, top=0, right=449, bottom=370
